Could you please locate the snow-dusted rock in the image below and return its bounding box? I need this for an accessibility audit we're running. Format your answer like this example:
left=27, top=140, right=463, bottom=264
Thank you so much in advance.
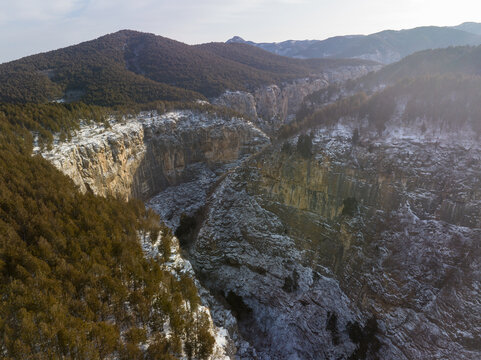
left=213, top=91, right=258, bottom=120
left=40, top=119, right=145, bottom=197
left=185, top=120, right=481, bottom=359
left=39, top=110, right=269, bottom=200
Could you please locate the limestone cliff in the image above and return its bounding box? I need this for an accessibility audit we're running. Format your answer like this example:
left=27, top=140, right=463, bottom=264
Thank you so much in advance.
left=213, top=65, right=380, bottom=132
left=41, top=120, right=146, bottom=198
left=212, top=91, right=258, bottom=120
left=40, top=110, right=269, bottom=200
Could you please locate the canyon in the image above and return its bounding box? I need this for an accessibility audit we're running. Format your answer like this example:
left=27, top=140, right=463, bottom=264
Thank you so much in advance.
left=38, top=76, right=481, bottom=359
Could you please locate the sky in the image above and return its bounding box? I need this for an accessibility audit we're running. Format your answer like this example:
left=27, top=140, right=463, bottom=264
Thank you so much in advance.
left=1, top=0, right=481, bottom=63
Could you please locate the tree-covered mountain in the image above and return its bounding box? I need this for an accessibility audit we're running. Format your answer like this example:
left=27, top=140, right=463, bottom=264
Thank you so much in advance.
left=228, top=22, right=481, bottom=64
left=357, top=45, right=481, bottom=89
left=292, top=43, right=481, bottom=112
left=0, top=30, right=374, bottom=106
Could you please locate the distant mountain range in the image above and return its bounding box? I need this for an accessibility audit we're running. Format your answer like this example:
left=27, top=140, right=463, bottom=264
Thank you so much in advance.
left=227, top=22, right=481, bottom=63
left=0, top=30, right=374, bottom=105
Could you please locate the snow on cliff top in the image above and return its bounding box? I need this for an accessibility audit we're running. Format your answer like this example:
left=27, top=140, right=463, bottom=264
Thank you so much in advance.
left=36, top=110, right=267, bottom=156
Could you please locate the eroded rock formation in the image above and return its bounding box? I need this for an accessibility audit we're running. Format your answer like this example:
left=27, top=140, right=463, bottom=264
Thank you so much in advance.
left=213, top=65, right=380, bottom=132
left=39, top=96, right=480, bottom=360
left=41, top=110, right=269, bottom=200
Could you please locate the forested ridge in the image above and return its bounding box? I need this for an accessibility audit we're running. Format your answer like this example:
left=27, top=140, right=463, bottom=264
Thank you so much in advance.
left=275, top=43, right=481, bottom=140
left=279, top=74, right=481, bottom=138
left=357, top=45, right=481, bottom=89
left=291, top=44, right=481, bottom=114
left=0, top=30, right=374, bottom=105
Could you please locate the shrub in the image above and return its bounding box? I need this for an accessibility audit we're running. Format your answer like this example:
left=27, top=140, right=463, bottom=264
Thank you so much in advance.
left=296, top=134, right=312, bottom=158
left=342, top=197, right=359, bottom=216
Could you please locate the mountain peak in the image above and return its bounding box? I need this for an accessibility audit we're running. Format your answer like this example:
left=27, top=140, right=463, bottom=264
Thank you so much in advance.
left=453, top=22, right=481, bottom=36
left=227, top=36, right=247, bottom=44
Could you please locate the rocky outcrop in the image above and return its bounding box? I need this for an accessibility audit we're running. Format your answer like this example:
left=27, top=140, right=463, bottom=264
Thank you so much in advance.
left=40, top=120, right=146, bottom=198
left=186, top=119, right=481, bottom=359
left=131, top=111, right=268, bottom=200
left=213, top=91, right=258, bottom=119
left=40, top=110, right=269, bottom=200
left=214, top=65, right=380, bottom=132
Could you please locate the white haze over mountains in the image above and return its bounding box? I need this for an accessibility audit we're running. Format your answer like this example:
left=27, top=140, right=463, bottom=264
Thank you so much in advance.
left=1, top=0, right=481, bottom=63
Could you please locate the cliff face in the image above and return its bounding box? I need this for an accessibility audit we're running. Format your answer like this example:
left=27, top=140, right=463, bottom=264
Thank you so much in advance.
left=41, top=110, right=269, bottom=200
left=40, top=120, right=146, bottom=198
left=39, top=109, right=270, bottom=359
left=256, top=127, right=481, bottom=228
left=213, top=65, right=380, bottom=132
left=187, top=119, right=481, bottom=359
left=131, top=111, right=268, bottom=200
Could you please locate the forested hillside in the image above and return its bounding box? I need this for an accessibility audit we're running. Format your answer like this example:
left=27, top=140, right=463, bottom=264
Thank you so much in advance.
left=358, top=45, right=481, bottom=89
left=280, top=74, right=481, bottom=138
left=0, top=105, right=215, bottom=359
left=0, top=30, right=373, bottom=106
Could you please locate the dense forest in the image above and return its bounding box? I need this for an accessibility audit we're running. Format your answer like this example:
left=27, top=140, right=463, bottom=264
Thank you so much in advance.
left=0, top=30, right=373, bottom=105
left=0, top=105, right=216, bottom=359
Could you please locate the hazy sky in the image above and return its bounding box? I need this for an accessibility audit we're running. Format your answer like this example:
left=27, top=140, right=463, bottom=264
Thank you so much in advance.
left=1, top=0, right=481, bottom=63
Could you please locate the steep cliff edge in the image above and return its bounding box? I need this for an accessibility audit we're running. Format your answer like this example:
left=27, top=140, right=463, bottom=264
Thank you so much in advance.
left=37, top=84, right=481, bottom=359
left=188, top=119, right=481, bottom=359
left=40, top=110, right=269, bottom=200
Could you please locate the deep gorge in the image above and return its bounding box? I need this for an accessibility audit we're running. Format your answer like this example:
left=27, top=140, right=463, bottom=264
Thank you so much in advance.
left=39, top=97, right=481, bottom=359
